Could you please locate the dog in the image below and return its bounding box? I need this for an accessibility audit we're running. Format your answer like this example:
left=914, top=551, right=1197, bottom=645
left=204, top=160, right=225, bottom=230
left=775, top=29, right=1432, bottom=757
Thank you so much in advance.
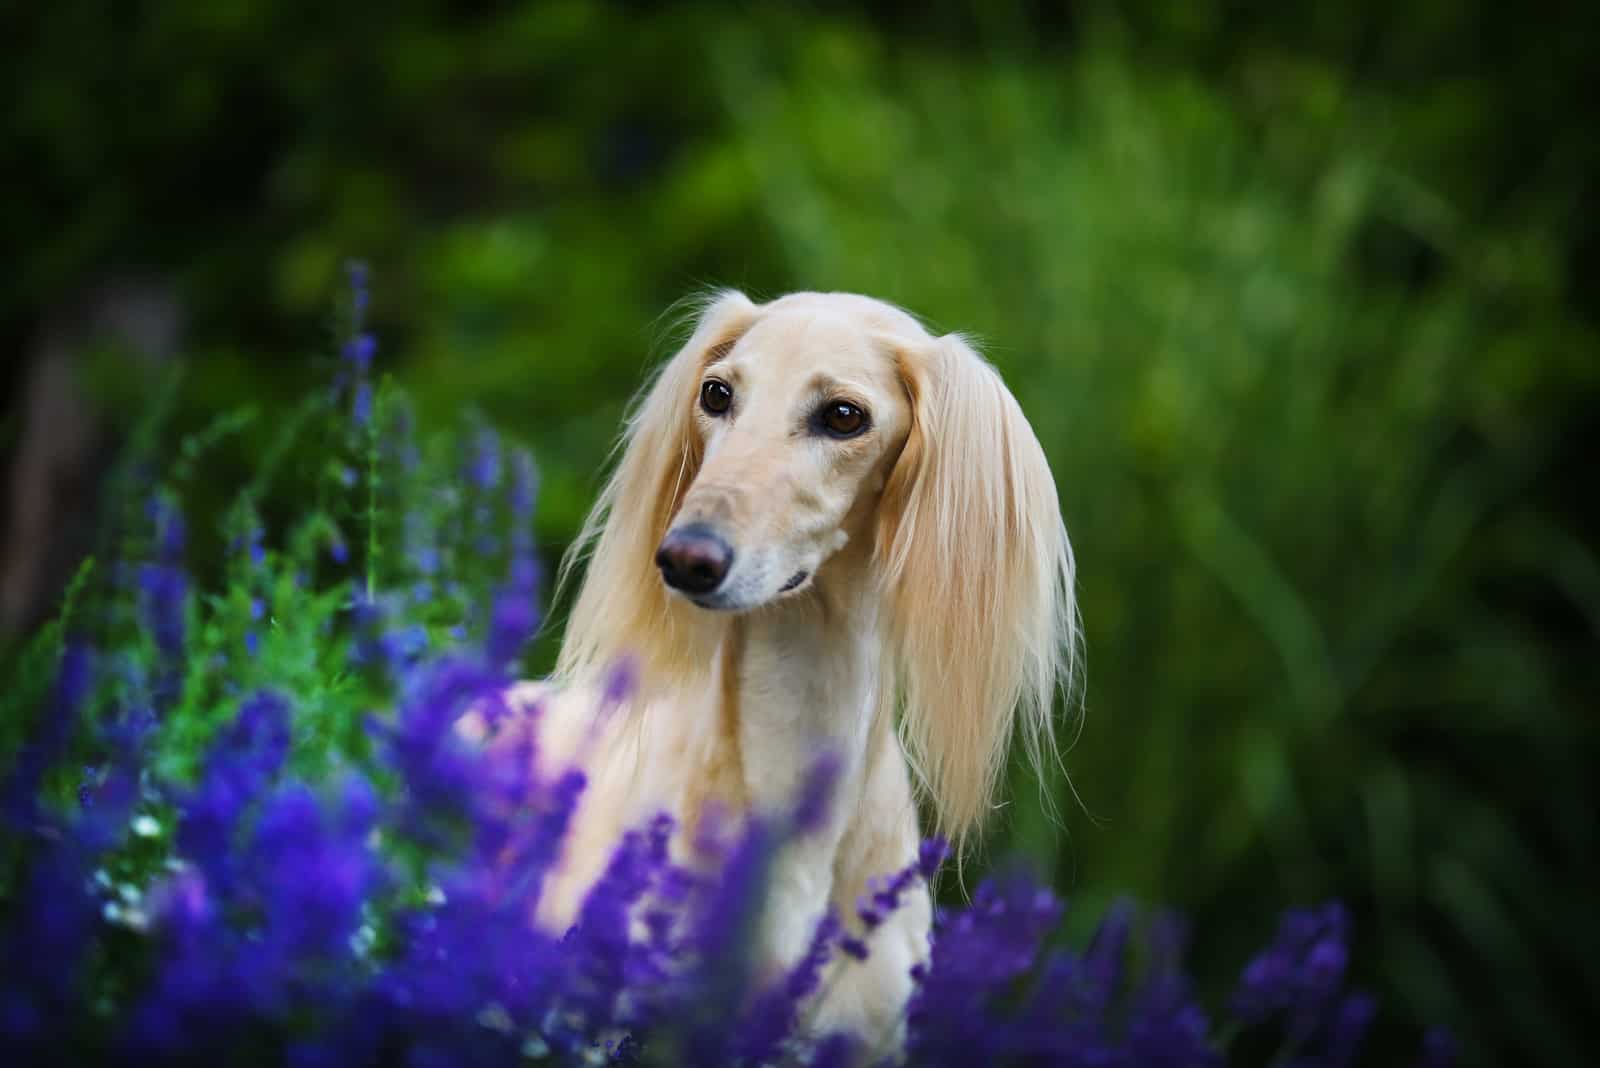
left=473, top=290, right=1078, bottom=1045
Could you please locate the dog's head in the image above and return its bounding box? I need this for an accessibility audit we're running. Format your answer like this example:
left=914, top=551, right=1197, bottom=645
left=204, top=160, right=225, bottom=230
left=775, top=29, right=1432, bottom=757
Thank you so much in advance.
left=560, top=290, right=1078, bottom=844
left=652, top=292, right=919, bottom=611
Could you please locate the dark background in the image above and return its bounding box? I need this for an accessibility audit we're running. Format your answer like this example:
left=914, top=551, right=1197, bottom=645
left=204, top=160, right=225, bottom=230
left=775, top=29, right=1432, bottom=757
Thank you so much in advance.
left=3, top=3, right=1597, bottom=1065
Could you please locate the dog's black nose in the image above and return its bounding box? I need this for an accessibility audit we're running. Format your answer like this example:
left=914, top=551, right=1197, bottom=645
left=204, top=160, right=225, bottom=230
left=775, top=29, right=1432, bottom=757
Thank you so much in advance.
left=656, top=524, right=734, bottom=595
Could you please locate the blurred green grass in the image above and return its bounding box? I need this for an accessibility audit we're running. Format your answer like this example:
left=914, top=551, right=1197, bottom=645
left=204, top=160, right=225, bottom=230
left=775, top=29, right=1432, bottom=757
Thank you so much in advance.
left=5, top=3, right=1597, bottom=1065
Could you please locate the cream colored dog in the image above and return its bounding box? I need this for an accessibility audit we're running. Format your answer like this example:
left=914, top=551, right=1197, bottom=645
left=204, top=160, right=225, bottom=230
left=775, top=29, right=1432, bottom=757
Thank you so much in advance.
left=476, top=290, right=1077, bottom=1045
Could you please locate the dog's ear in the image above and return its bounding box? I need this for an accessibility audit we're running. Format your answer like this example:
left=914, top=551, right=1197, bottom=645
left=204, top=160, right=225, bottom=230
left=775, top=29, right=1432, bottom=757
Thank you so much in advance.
left=558, top=290, right=760, bottom=686
left=876, top=333, right=1079, bottom=851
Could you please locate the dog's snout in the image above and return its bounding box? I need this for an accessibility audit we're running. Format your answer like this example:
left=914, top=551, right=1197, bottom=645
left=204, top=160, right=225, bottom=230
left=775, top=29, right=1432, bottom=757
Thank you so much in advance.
left=656, top=524, right=734, bottom=595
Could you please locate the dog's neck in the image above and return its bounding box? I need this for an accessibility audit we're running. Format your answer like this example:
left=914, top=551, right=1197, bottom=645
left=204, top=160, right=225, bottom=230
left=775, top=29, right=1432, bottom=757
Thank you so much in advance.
left=701, top=531, right=915, bottom=971
left=720, top=534, right=887, bottom=825
left=552, top=522, right=926, bottom=1039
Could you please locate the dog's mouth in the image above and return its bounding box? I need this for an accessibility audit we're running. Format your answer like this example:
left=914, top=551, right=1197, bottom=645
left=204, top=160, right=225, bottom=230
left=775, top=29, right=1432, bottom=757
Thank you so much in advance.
left=682, top=570, right=811, bottom=612
left=684, top=572, right=812, bottom=613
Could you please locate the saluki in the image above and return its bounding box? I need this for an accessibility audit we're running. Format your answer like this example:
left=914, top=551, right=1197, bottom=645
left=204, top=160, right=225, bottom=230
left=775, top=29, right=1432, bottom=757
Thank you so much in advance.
left=469, top=290, right=1078, bottom=1045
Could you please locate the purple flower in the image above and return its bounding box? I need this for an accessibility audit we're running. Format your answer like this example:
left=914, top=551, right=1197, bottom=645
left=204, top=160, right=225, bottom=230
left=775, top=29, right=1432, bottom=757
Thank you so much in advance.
left=147, top=495, right=187, bottom=564
left=177, top=691, right=292, bottom=894
left=335, top=263, right=376, bottom=429
left=732, top=910, right=842, bottom=1064
left=917, top=837, right=950, bottom=880
left=810, top=1033, right=860, bottom=1068
left=1081, top=897, right=1134, bottom=1013
left=379, top=623, right=429, bottom=665
left=352, top=380, right=373, bottom=426
left=3, top=643, right=94, bottom=826
left=1417, top=1026, right=1458, bottom=1068
left=466, top=427, right=501, bottom=491
left=1326, top=991, right=1379, bottom=1068
left=601, top=656, right=638, bottom=706
left=1233, top=901, right=1354, bottom=1037
left=230, top=525, right=266, bottom=567
left=249, top=781, right=380, bottom=960
left=508, top=448, right=538, bottom=521
left=855, top=847, right=929, bottom=932
left=508, top=552, right=542, bottom=596
left=791, top=748, right=841, bottom=834
left=687, top=819, right=773, bottom=985
left=486, top=587, right=539, bottom=667
left=383, top=656, right=513, bottom=838
left=559, top=819, right=673, bottom=1034
left=139, top=563, right=187, bottom=665
left=1305, top=935, right=1350, bottom=999
left=343, top=333, right=376, bottom=374
left=906, top=872, right=1064, bottom=1063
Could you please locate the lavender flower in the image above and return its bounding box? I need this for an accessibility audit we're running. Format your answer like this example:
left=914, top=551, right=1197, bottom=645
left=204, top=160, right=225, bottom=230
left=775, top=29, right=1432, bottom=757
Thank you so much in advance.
left=338, top=260, right=375, bottom=425
left=731, top=910, right=842, bottom=1064
left=147, top=494, right=186, bottom=564
left=1232, top=903, right=1352, bottom=1026
left=602, top=655, right=638, bottom=707
left=1417, top=1027, right=1458, bottom=1068
left=1325, top=991, right=1379, bottom=1068
left=559, top=818, right=673, bottom=1035
left=251, top=782, right=379, bottom=958
left=467, top=426, right=502, bottom=491
left=176, top=690, right=292, bottom=895
left=792, top=748, right=842, bottom=834
left=907, top=872, right=1064, bottom=1063
left=138, top=563, right=187, bottom=665
left=352, top=379, right=374, bottom=426
left=917, top=837, right=950, bottom=880
left=509, top=447, right=538, bottom=522
left=0, top=753, right=136, bottom=1054
left=484, top=589, right=534, bottom=667
left=3, top=642, right=94, bottom=826
left=345, top=332, right=376, bottom=375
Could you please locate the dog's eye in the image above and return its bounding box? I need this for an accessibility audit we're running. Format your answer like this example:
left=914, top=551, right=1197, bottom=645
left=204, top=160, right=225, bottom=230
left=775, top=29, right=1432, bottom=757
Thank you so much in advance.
left=700, top=379, right=733, bottom=416
left=818, top=401, right=868, bottom=438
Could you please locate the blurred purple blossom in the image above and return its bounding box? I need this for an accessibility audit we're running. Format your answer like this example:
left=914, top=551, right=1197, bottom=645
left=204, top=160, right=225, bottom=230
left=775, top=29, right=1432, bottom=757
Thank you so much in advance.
left=791, top=748, right=841, bottom=834
left=467, top=426, right=502, bottom=491
left=146, top=494, right=186, bottom=564
left=1418, top=1026, right=1459, bottom=1068
left=3, top=642, right=94, bottom=827
left=352, top=379, right=374, bottom=426
left=508, top=448, right=538, bottom=522
left=601, top=655, right=638, bottom=707
left=345, top=333, right=376, bottom=374
left=0, top=540, right=1447, bottom=1068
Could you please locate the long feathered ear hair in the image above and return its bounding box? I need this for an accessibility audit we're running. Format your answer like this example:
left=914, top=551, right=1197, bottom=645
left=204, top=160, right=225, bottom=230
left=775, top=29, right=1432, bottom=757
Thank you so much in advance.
left=875, top=332, right=1080, bottom=852
left=557, top=289, right=760, bottom=689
